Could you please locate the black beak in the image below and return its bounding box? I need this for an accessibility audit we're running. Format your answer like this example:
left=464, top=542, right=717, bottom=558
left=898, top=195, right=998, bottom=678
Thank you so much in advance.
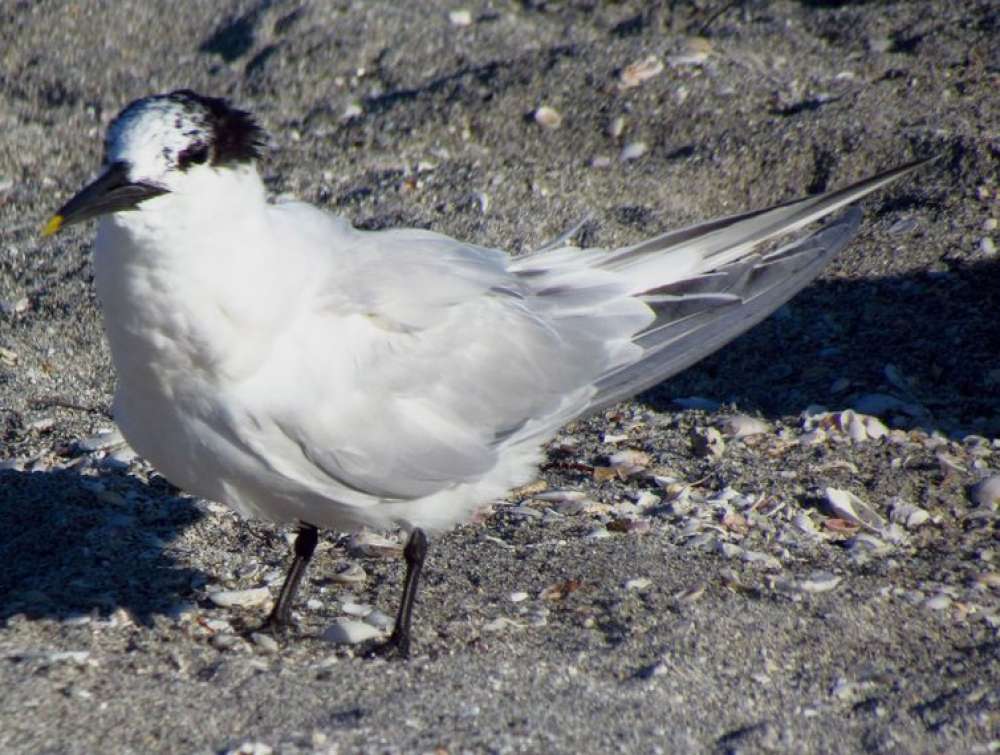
left=42, top=161, right=169, bottom=236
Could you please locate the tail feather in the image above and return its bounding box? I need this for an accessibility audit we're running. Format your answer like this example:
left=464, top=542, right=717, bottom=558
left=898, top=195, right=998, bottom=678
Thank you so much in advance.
left=510, top=156, right=937, bottom=419
left=590, top=209, right=862, bottom=408
left=600, top=155, right=935, bottom=279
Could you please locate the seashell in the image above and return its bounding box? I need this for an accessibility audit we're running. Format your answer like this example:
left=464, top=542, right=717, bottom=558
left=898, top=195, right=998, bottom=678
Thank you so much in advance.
left=448, top=9, right=473, bottom=26
left=348, top=531, right=403, bottom=558
left=608, top=448, right=651, bottom=477
left=667, top=37, right=712, bottom=66
left=619, top=55, right=664, bottom=88
left=209, top=587, right=271, bottom=608
left=720, top=414, right=770, bottom=439
left=620, top=141, right=648, bottom=161
left=970, top=475, right=1000, bottom=508
left=824, top=487, right=885, bottom=529
left=322, top=619, right=384, bottom=645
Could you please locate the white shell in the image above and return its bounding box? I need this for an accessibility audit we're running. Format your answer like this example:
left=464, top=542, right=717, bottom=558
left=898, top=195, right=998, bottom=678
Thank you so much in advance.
left=534, top=106, right=563, bottom=129
left=824, top=487, right=885, bottom=528
left=321, top=619, right=384, bottom=645
left=209, top=587, right=271, bottom=608
left=720, top=414, right=770, bottom=439
left=970, top=475, right=1000, bottom=509
left=619, top=55, right=664, bottom=88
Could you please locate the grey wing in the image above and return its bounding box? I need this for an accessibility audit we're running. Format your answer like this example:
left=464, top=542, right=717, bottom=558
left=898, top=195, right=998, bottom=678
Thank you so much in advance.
left=269, top=157, right=931, bottom=504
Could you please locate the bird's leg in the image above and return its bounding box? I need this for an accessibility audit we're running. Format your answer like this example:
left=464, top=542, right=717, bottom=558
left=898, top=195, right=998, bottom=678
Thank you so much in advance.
left=370, top=528, right=428, bottom=660
left=262, top=522, right=319, bottom=632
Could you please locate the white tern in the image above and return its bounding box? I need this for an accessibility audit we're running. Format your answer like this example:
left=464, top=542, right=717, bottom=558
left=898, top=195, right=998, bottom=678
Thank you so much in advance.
left=45, top=90, right=933, bottom=656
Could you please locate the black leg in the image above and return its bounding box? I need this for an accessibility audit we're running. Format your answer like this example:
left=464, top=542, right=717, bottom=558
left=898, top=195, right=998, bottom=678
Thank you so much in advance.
left=370, top=528, right=428, bottom=660
left=263, top=522, right=319, bottom=632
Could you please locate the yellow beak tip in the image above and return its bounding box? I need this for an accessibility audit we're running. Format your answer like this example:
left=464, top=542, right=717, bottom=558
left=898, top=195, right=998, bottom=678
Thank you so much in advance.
left=41, top=215, right=64, bottom=237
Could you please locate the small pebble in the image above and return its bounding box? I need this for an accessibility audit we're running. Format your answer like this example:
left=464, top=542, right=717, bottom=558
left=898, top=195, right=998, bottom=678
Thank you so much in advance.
left=607, top=116, right=626, bottom=139
left=980, top=237, right=996, bottom=256
left=620, top=141, right=648, bottom=161
left=625, top=578, right=651, bottom=591
left=509, top=591, right=530, bottom=603
left=534, top=106, right=562, bottom=129
left=341, top=102, right=363, bottom=120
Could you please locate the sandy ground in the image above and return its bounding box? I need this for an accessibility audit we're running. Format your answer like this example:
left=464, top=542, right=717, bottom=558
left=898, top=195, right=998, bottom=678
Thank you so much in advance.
left=1, top=1, right=998, bottom=753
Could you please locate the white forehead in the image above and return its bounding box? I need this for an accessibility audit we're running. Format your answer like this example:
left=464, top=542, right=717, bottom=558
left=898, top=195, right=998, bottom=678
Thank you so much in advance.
left=105, top=97, right=210, bottom=179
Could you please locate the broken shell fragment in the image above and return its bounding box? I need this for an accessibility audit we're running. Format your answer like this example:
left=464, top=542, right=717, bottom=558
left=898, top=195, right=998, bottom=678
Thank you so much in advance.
left=824, top=487, right=886, bottom=529
left=619, top=55, right=664, bottom=89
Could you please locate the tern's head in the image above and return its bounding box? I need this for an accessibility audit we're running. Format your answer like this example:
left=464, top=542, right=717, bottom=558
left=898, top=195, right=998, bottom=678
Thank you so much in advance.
left=44, top=90, right=266, bottom=236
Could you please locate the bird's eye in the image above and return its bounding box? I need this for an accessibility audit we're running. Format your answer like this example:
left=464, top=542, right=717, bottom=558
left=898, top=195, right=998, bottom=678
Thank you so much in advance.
left=178, top=144, right=210, bottom=170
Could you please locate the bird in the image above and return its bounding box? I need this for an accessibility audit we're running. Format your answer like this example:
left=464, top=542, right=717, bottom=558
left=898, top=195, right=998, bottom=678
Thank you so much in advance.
left=44, top=89, right=933, bottom=657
